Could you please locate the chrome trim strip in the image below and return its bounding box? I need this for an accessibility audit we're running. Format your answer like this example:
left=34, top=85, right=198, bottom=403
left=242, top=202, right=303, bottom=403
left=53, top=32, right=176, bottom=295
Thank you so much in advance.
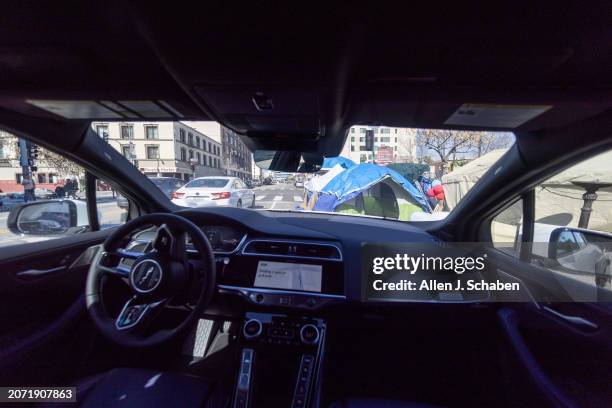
left=115, top=265, right=131, bottom=276
left=542, top=306, right=598, bottom=330
left=16, top=266, right=67, bottom=277
left=218, top=284, right=346, bottom=300
left=299, top=324, right=320, bottom=345
left=116, top=248, right=144, bottom=259
left=241, top=238, right=343, bottom=262
left=242, top=319, right=263, bottom=339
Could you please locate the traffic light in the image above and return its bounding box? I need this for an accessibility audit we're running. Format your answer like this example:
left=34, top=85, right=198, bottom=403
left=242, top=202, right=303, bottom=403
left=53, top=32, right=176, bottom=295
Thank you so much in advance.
left=365, top=129, right=374, bottom=151
left=26, top=141, right=39, bottom=166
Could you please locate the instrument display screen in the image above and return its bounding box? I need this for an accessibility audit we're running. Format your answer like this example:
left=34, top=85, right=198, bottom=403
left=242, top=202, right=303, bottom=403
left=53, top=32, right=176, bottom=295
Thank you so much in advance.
left=254, top=261, right=322, bottom=292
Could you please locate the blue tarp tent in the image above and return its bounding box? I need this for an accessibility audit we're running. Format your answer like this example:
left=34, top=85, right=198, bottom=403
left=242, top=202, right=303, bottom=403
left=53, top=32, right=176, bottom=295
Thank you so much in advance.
left=321, top=156, right=356, bottom=170
left=312, top=164, right=430, bottom=213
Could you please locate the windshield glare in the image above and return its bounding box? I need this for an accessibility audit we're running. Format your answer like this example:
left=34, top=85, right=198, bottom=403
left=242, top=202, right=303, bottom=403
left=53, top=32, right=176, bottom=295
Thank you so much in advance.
left=90, top=122, right=515, bottom=221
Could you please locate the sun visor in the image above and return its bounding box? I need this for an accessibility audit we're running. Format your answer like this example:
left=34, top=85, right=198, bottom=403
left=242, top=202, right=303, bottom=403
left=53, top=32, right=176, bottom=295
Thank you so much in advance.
left=445, top=103, right=552, bottom=128
left=25, top=99, right=185, bottom=119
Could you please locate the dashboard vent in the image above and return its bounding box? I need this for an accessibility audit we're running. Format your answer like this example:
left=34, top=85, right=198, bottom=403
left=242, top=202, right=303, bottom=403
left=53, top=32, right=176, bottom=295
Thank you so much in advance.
left=243, top=241, right=341, bottom=260
left=248, top=241, right=292, bottom=255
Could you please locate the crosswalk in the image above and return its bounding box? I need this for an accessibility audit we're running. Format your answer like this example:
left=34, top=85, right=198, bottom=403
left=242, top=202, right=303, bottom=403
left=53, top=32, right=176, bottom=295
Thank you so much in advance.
left=256, top=194, right=303, bottom=202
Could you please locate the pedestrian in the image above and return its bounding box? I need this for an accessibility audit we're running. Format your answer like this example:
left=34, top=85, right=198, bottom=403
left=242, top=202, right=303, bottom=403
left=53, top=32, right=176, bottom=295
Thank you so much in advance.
left=65, top=178, right=78, bottom=199
left=55, top=183, right=65, bottom=198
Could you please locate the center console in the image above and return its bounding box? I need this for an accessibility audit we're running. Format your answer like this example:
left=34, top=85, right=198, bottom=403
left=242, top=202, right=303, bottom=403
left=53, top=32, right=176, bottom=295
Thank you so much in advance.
left=215, top=239, right=341, bottom=407
left=233, top=312, right=326, bottom=408
left=218, top=239, right=346, bottom=311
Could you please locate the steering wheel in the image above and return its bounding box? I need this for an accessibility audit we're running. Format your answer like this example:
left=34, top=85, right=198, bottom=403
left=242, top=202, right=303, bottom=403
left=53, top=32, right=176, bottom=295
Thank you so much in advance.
left=86, top=213, right=215, bottom=347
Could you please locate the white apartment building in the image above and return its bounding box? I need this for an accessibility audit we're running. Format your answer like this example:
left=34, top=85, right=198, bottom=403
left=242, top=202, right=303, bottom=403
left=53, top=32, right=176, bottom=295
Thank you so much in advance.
left=182, top=121, right=253, bottom=180
left=340, top=126, right=418, bottom=164
left=91, top=121, right=223, bottom=181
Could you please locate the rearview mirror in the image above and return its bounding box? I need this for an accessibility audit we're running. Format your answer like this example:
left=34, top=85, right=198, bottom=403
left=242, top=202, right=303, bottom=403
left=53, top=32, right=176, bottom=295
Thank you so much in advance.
left=7, top=200, right=85, bottom=236
left=548, top=227, right=612, bottom=287
left=253, top=150, right=323, bottom=173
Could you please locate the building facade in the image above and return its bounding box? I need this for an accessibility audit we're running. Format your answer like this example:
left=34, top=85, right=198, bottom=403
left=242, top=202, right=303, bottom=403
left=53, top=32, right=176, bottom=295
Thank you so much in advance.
left=91, top=121, right=223, bottom=181
left=181, top=122, right=253, bottom=180
left=0, top=130, right=71, bottom=193
left=340, top=126, right=418, bottom=164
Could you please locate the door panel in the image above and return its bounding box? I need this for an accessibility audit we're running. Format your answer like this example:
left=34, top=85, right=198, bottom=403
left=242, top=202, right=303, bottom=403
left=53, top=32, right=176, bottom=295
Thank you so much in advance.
left=487, top=249, right=612, bottom=407
left=0, top=231, right=109, bottom=385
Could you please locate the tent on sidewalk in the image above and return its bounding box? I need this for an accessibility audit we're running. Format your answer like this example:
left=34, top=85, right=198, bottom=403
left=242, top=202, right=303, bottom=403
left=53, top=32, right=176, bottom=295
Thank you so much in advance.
left=442, top=148, right=509, bottom=210
left=321, top=156, right=356, bottom=170
left=308, top=164, right=430, bottom=220
left=443, top=148, right=612, bottom=236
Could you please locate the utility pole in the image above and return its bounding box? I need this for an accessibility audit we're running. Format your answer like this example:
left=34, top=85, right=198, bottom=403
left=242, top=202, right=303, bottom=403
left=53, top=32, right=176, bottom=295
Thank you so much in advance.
left=365, top=129, right=375, bottom=164
left=18, top=138, right=38, bottom=201
left=18, top=138, right=30, bottom=185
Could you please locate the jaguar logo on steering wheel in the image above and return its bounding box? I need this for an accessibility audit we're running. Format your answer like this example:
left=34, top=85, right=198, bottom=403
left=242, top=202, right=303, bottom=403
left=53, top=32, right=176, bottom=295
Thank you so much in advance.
left=130, top=259, right=163, bottom=293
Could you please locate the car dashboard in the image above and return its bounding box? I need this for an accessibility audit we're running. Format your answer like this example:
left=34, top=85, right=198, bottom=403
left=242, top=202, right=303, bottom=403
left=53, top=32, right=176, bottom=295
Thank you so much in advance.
left=120, top=207, right=475, bottom=311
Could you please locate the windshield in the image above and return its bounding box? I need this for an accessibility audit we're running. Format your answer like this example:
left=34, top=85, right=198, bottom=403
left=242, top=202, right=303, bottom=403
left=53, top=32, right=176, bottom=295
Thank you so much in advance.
left=90, top=121, right=514, bottom=221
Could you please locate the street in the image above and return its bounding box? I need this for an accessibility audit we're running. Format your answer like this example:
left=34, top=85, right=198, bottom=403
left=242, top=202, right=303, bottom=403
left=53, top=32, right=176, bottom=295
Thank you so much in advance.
left=252, top=183, right=304, bottom=211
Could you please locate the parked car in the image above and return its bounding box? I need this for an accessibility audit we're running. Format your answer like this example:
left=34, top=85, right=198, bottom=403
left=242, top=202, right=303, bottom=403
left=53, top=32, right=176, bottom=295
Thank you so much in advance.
left=34, top=188, right=56, bottom=199
left=171, top=176, right=255, bottom=208
left=0, top=193, right=25, bottom=212
left=117, top=176, right=184, bottom=209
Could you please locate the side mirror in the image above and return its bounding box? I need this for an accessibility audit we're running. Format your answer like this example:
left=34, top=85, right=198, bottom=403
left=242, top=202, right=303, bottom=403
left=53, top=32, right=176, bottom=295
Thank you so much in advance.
left=253, top=150, right=323, bottom=173
left=7, top=200, right=84, bottom=236
left=548, top=227, right=612, bottom=284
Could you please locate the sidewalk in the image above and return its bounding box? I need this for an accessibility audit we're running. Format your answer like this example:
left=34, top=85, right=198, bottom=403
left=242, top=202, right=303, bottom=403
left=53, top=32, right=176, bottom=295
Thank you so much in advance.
left=74, top=190, right=117, bottom=200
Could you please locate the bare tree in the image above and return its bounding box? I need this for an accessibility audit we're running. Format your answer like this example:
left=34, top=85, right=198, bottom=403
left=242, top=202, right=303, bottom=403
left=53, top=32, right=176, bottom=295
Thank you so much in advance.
left=473, top=132, right=514, bottom=157
left=416, top=129, right=476, bottom=174
left=39, top=149, right=84, bottom=180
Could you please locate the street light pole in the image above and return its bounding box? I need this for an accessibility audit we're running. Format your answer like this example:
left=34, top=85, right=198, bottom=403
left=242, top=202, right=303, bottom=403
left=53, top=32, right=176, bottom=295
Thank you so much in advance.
left=571, top=181, right=612, bottom=228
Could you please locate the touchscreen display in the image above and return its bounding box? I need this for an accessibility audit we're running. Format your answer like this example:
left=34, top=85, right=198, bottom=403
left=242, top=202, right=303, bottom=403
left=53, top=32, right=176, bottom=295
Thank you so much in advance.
left=254, top=261, right=323, bottom=292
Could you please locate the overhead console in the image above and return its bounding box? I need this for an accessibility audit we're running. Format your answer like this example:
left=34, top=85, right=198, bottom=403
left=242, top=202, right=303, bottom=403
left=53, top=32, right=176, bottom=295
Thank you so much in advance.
left=218, top=239, right=345, bottom=310
left=194, top=85, right=324, bottom=153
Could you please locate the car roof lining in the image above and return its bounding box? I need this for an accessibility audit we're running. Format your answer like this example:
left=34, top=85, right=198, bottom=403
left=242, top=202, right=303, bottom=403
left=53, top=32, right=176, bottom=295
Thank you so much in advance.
left=0, top=2, right=610, bottom=157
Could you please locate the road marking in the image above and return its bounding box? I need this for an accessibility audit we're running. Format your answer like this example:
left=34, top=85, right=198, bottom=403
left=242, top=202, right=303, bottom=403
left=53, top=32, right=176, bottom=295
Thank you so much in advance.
left=256, top=195, right=266, bottom=200
left=273, top=195, right=282, bottom=201
left=294, top=196, right=302, bottom=202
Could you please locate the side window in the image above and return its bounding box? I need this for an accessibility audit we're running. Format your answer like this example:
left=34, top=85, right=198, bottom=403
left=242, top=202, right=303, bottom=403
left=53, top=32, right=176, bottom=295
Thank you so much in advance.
left=0, top=131, right=128, bottom=248
left=491, top=149, right=612, bottom=289
left=95, top=179, right=128, bottom=228
left=0, top=132, right=90, bottom=248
